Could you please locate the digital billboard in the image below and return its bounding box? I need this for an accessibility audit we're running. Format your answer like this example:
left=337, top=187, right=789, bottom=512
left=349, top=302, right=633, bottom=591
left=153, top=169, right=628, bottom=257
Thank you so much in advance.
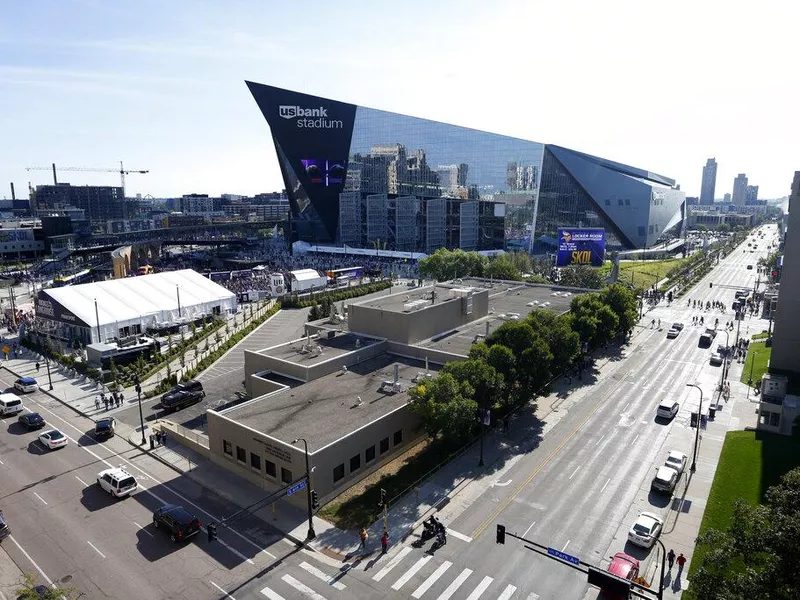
left=556, top=228, right=606, bottom=267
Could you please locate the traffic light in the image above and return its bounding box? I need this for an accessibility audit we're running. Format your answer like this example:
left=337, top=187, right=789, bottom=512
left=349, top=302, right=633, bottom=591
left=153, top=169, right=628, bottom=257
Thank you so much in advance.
left=496, top=524, right=505, bottom=545
left=311, top=490, right=319, bottom=510
left=207, top=523, right=218, bottom=542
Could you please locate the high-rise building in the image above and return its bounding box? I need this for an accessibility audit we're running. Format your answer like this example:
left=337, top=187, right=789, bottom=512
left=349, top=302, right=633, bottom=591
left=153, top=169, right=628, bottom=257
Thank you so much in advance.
left=732, top=173, right=749, bottom=205
left=723, top=193, right=732, bottom=203
left=247, top=81, right=685, bottom=251
left=746, top=185, right=759, bottom=204
left=180, top=194, right=214, bottom=214
left=32, top=183, right=132, bottom=222
left=700, top=158, right=717, bottom=205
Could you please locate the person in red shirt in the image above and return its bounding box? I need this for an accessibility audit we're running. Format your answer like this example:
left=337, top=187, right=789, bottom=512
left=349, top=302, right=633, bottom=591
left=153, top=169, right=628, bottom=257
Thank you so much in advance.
left=676, top=553, right=687, bottom=573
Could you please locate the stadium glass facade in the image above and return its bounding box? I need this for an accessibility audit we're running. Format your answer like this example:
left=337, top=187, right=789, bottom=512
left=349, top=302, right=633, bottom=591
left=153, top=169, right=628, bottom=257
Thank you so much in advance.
left=247, top=82, right=685, bottom=252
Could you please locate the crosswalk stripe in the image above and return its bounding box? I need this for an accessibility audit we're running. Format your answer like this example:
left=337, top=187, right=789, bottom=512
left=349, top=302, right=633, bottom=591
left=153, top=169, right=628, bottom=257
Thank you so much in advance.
left=299, top=561, right=346, bottom=590
left=525, top=593, right=539, bottom=600
left=373, top=546, right=412, bottom=582
left=281, top=574, right=327, bottom=600
left=260, top=586, right=285, bottom=600
left=412, top=561, right=452, bottom=598
left=465, top=575, right=493, bottom=600
left=446, top=528, right=473, bottom=543
left=497, top=584, right=517, bottom=600
left=392, top=555, right=433, bottom=590
left=437, top=568, right=473, bottom=600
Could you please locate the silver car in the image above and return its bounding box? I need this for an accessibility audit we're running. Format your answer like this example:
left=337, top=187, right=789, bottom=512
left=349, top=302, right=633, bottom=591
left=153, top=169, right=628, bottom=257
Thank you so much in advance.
left=651, top=465, right=679, bottom=494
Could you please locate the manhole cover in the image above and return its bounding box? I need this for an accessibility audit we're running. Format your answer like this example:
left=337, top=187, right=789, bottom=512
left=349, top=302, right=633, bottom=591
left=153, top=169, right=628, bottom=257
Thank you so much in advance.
left=60, top=575, right=73, bottom=584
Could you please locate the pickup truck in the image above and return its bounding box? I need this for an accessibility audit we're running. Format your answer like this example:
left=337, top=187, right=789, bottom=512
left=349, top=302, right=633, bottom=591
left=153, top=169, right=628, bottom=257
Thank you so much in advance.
left=699, top=327, right=717, bottom=348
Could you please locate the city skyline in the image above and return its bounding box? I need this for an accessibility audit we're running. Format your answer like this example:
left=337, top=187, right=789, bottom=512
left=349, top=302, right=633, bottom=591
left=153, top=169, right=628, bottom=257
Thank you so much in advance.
left=1, top=1, right=798, bottom=201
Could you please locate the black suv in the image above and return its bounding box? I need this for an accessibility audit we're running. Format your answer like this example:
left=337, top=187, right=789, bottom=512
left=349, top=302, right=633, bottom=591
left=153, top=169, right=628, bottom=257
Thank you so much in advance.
left=18, top=412, right=45, bottom=431
left=160, top=380, right=205, bottom=412
left=94, top=417, right=116, bottom=440
left=152, top=504, right=201, bottom=542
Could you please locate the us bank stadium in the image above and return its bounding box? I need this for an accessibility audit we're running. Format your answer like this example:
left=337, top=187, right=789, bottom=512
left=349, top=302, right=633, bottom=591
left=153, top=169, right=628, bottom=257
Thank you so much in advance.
left=247, top=81, right=686, bottom=253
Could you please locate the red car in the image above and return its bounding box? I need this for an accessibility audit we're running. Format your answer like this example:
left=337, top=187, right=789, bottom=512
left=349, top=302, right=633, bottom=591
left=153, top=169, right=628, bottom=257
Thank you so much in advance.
left=608, top=552, right=640, bottom=581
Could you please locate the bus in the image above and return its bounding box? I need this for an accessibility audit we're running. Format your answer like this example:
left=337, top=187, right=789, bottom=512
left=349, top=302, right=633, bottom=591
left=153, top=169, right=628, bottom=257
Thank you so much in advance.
left=325, top=267, right=364, bottom=285
left=53, top=269, right=93, bottom=287
left=137, top=265, right=154, bottom=276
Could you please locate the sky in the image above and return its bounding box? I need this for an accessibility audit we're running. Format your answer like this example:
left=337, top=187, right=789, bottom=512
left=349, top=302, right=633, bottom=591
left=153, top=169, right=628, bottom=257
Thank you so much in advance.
left=1, top=0, right=798, bottom=201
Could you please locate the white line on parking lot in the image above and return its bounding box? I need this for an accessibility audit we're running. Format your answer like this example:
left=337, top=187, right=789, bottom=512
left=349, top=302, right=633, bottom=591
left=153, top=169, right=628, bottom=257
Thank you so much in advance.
left=601, top=478, right=610, bottom=493
left=522, top=521, right=536, bottom=538
left=87, top=540, right=106, bottom=558
left=33, top=492, right=48, bottom=505
left=75, top=475, right=88, bottom=487
left=132, top=522, right=153, bottom=537
left=7, top=381, right=276, bottom=562
left=209, top=581, right=237, bottom=599
left=569, top=466, right=580, bottom=480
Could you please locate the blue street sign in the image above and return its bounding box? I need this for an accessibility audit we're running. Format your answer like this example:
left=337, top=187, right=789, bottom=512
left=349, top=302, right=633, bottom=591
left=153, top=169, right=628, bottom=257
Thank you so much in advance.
left=547, top=547, right=581, bottom=566
left=286, top=480, right=307, bottom=496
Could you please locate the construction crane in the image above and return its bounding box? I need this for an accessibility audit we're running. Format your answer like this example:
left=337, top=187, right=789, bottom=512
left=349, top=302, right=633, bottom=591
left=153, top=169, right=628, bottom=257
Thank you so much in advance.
left=25, top=161, right=149, bottom=196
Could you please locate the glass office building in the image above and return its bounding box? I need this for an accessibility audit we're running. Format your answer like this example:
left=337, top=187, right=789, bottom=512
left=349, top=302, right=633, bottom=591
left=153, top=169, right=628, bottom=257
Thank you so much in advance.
left=247, top=82, right=685, bottom=252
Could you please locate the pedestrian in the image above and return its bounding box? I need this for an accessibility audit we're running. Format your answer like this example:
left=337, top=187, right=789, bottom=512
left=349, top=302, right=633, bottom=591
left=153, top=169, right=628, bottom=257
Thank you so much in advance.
left=381, top=530, right=389, bottom=554
left=95, top=396, right=100, bottom=410
left=35, top=362, right=40, bottom=372
left=667, top=549, right=676, bottom=570
left=676, top=553, right=687, bottom=573
left=359, top=527, right=368, bottom=550
left=160, top=430, right=167, bottom=446
left=103, top=397, right=109, bottom=411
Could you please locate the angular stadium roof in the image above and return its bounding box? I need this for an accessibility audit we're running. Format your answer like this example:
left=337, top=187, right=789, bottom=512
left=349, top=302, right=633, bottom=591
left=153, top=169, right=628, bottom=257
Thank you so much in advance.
left=43, top=269, right=236, bottom=328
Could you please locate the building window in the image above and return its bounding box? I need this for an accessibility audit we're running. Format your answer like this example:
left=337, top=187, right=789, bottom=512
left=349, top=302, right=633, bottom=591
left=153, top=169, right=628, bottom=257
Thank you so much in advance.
left=265, top=459, right=277, bottom=478
left=605, top=199, right=611, bottom=206
left=365, top=445, right=376, bottom=463
left=625, top=198, right=631, bottom=206
left=333, top=463, right=345, bottom=483
left=380, top=437, right=390, bottom=454
left=281, top=467, right=292, bottom=484
left=223, top=440, right=232, bottom=456
left=638, top=226, right=646, bottom=237
left=393, top=429, right=403, bottom=446
left=236, top=446, right=246, bottom=463
left=350, top=454, right=361, bottom=473
left=770, top=412, right=780, bottom=427
left=250, top=453, right=261, bottom=472
left=618, top=199, right=624, bottom=206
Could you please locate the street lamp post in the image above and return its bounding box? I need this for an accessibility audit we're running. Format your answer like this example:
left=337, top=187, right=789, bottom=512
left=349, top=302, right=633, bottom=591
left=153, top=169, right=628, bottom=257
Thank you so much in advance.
left=687, top=384, right=703, bottom=473
left=719, top=330, right=730, bottom=398
left=746, top=351, right=758, bottom=401
left=292, top=438, right=316, bottom=540
left=45, top=357, right=53, bottom=391
left=176, top=285, right=182, bottom=318
left=654, top=538, right=667, bottom=600
left=134, top=374, right=145, bottom=446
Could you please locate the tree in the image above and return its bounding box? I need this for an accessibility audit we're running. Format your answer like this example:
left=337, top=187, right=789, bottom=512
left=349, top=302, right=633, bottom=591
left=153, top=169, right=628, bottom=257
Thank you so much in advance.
left=16, top=572, right=80, bottom=599
left=558, top=265, right=605, bottom=289
left=418, top=248, right=488, bottom=281
left=691, top=468, right=800, bottom=599
left=569, top=294, right=619, bottom=348
left=485, top=321, right=553, bottom=402
left=409, top=372, right=478, bottom=443
left=441, top=359, right=504, bottom=415
left=484, top=254, right=522, bottom=281
left=599, top=283, right=639, bottom=338
left=526, top=311, right=581, bottom=375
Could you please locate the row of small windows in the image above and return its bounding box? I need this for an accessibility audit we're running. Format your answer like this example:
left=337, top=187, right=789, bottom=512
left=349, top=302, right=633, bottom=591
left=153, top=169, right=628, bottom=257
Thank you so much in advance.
left=1, top=244, right=40, bottom=250
left=637, top=224, right=661, bottom=237
left=605, top=198, right=632, bottom=207
left=222, top=440, right=293, bottom=484
left=333, top=430, right=403, bottom=484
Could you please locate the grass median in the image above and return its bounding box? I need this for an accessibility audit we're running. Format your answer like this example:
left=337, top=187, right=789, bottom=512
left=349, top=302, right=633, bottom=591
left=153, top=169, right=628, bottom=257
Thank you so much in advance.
left=740, top=340, right=771, bottom=386
left=688, top=430, right=800, bottom=583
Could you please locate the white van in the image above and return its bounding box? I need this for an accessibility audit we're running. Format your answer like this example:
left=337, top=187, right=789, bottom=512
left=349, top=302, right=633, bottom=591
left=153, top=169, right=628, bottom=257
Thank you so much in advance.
left=0, top=392, right=23, bottom=417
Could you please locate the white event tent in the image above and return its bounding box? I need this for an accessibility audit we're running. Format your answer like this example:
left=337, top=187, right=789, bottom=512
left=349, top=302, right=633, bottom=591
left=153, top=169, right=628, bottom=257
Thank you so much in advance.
left=38, top=269, right=237, bottom=344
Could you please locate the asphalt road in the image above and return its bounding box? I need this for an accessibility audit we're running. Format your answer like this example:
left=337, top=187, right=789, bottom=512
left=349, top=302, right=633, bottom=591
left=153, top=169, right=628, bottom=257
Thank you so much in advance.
left=211, top=225, right=779, bottom=600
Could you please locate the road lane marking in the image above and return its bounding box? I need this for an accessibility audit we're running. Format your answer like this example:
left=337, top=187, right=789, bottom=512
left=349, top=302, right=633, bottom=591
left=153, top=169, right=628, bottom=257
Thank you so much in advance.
left=522, top=521, right=536, bottom=538
left=632, top=434, right=639, bottom=445
left=622, top=402, right=630, bottom=412
left=210, top=581, right=237, bottom=599
left=492, top=479, right=512, bottom=487
left=392, top=555, right=432, bottom=590
left=33, top=492, right=48, bottom=505
left=281, top=574, right=326, bottom=600
left=87, top=540, right=106, bottom=558
left=562, top=540, right=570, bottom=552
left=601, top=478, right=610, bottom=493
left=5, top=385, right=275, bottom=562
left=437, top=568, right=472, bottom=600
left=498, top=584, right=517, bottom=600
left=569, top=466, right=580, bottom=480
left=594, top=434, right=605, bottom=447
left=373, top=546, right=411, bottom=581
left=525, top=593, right=540, bottom=600
left=446, top=528, right=472, bottom=543
left=465, top=575, right=493, bottom=600
left=133, top=522, right=153, bottom=537
left=75, top=475, right=88, bottom=487
left=412, top=561, right=451, bottom=598
left=0, top=458, right=4, bottom=464
left=299, top=561, right=346, bottom=590
left=260, top=587, right=285, bottom=600
left=8, top=535, right=55, bottom=587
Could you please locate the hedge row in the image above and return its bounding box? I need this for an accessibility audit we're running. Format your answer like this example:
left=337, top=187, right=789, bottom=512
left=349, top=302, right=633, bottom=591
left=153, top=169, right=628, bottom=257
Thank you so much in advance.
left=280, top=280, right=392, bottom=309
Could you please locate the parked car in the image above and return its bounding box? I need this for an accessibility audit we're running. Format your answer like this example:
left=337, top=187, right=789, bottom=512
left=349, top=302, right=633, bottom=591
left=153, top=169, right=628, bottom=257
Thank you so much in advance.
left=38, top=429, right=68, bottom=450
left=656, top=400, right=679, bottom=420
left=94, top=417, right=116, bottom=440
left=666, top=327, right=680, bottom=339
left=14, top=377, right=39, bottom=393
left=665, top=450, right=687, bottom=476
left=651, top=465, right=679, bottom=494
left=0, top=509, right=10, bottom=542
left=627, top=512, right=664, bottom=548
left=0, top=393, right=24, bottom=417
left=152, top=504, right=201, bottom=542
left=710, top=352, right=725, bottom=366
left=18, top=412, right=45, bottom=430
left=96, top=467, right=138, bottom=498
left=161, top=380, right=205, bottom=412
left=607, top=552, right=639, bottom=581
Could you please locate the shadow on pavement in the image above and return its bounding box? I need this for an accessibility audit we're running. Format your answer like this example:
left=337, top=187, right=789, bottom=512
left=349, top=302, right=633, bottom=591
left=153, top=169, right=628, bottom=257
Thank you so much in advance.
left=647, top=489, right=672, bottom=509
left=77, top=432, right=99, bottom=447
left=134, top=526, right=186, bottom=562
left=5, top=422, right=30, bottom=435
left=79, top=484, right=120, bottom=512
left=26, top=440, right=47, bottom=455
